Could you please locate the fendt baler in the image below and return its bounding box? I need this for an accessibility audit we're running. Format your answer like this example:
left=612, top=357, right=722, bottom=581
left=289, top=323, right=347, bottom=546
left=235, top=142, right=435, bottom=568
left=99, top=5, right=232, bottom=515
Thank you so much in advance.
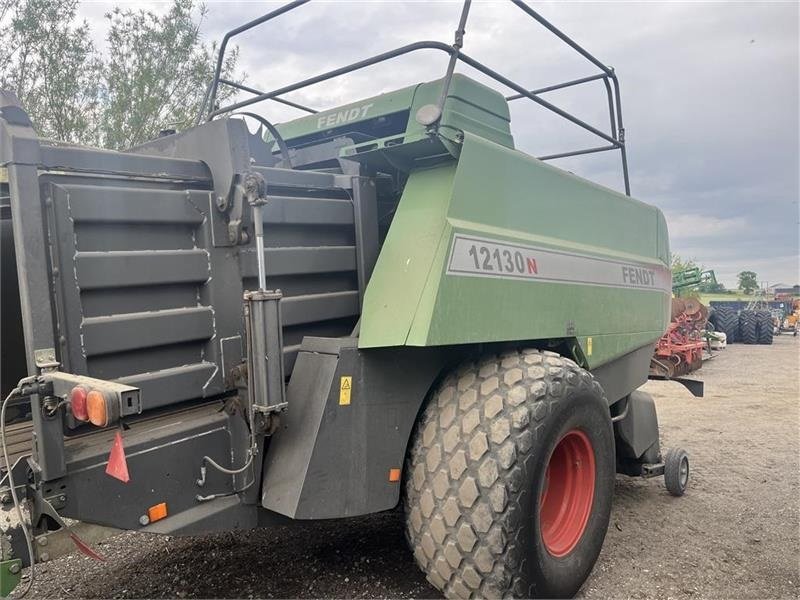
left=0, top=1, right=691, bottom=597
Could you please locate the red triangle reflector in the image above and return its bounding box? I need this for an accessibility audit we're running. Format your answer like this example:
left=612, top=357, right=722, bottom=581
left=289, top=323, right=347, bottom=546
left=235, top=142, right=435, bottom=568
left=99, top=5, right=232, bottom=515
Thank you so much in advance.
left=69, top=532, right=106, bottom=561
left=105, top=430, right=130, bottom=483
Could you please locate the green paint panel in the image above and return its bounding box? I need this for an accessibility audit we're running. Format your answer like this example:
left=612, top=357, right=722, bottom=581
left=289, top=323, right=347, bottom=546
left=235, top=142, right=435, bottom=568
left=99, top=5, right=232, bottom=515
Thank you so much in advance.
left=360, top=164, right=457, bottom=348
left=272, top=74, right=513, bottom=154
left=0, top=559, right=22, bottom=598
left=360, top=130, right=670, bottom=370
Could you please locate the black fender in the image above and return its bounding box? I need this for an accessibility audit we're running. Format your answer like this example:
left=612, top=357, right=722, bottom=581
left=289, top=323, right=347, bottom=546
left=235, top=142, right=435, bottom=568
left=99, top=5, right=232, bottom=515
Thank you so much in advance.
left=613, top=390, right=661, bottom=475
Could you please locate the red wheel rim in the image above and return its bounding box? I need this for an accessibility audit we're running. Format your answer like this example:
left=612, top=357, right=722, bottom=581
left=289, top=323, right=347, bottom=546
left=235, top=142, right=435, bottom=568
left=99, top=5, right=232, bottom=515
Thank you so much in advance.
left=539, top=429, right=596, bottom=557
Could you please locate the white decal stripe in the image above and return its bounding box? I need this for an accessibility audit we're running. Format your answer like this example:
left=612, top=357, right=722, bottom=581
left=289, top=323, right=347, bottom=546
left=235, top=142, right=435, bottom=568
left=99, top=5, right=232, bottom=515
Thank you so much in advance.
left=446, top=234, right=671, bottom=293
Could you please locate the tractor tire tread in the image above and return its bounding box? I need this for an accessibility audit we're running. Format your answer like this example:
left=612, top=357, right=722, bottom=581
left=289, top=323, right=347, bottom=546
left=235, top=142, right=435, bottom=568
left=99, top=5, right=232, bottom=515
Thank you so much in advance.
left=404, top=349, right=604, bottom=599
left=715, top=307, right=738, bottom=343
left=739, top=310, right=758, bottom=345
left=756, top=311, right=773, bottom=345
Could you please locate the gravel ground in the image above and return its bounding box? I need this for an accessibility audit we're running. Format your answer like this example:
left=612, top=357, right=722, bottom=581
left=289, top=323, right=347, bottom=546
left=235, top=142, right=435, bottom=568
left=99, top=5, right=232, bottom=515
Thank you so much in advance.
left=13, top=336, right=800, bottom=599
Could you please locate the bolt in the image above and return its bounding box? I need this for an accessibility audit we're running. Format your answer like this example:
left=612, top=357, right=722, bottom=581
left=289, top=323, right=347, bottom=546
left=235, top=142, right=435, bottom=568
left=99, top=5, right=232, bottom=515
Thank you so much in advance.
left=9, top=563, right=20, bottom=574
left=40, top=552, right=49, bottom=562
left=37, top=537, right=48, bottom=547
left=0, top=493, right=11, bottom=504
left=59, top=494, right=66, bottom=502
left=139, top=515, right=150, bottom=526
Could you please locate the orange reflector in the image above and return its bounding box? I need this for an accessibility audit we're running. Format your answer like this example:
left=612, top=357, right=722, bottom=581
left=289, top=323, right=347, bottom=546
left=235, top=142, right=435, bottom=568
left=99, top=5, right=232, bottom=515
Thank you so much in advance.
left=87, top=390, right=109, bottom=427
left=147, top=502, right=168, bottom=523
left=389, top=468, right=401, bottom=482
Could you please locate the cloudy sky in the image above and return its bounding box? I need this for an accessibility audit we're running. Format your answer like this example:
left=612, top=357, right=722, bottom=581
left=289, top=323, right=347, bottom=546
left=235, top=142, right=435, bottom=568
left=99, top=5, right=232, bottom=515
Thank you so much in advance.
left=77, top=0, right=799, bottom=288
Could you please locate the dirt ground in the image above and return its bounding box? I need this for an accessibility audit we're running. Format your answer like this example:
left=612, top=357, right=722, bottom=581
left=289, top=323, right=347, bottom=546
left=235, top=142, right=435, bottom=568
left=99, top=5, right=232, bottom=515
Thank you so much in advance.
left=13, top=336, right=800, bottom=599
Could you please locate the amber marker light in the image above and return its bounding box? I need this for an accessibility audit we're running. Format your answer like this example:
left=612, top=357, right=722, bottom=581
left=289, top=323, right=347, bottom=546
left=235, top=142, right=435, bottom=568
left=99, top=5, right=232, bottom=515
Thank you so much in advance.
left=86, top=390, right=111, bottom=427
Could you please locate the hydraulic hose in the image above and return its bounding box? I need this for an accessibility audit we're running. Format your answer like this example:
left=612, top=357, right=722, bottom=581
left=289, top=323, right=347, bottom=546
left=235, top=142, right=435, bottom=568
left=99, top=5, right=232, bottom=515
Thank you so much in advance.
left=1, top=377, right=39, bottom=598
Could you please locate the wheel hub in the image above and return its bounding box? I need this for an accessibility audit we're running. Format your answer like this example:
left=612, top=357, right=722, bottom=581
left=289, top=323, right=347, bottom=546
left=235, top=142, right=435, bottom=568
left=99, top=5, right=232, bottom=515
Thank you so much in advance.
left=539, top=429, right=596, bottom=557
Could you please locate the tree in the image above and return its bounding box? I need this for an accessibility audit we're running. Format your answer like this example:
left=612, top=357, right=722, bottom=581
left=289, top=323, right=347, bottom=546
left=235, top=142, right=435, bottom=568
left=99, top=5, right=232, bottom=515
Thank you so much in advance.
left=737, top=271, right=759, bottom=294
left=0, top=0, right=103, bottom=144
left=671, top=254, right=726, bottom=295
left=670, top=254, right=697, bottom=277
left=101, top=0, right=242, bottom=149
left=699, top=279, right=726, bottom=294
left=0, top=0, right=243, bottom=149
left=670, top=254, right=696, bottom=297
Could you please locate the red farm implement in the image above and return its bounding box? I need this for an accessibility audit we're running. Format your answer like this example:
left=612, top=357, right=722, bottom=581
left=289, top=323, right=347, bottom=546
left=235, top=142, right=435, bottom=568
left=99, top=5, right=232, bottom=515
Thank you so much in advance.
left=651, top=298, right=708, bottom=377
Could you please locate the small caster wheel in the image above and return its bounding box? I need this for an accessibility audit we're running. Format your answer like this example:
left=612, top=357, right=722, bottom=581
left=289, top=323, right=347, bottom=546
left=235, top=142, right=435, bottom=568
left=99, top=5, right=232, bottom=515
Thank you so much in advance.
left=664, top=447, right=689, bottom=496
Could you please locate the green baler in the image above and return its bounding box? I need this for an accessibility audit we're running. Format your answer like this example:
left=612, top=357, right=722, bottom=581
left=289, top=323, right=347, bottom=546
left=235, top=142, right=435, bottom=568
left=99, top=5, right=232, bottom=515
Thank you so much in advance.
left=0, top=2, right=690, bottom=598
left=271, top=74, right=672, bottom=369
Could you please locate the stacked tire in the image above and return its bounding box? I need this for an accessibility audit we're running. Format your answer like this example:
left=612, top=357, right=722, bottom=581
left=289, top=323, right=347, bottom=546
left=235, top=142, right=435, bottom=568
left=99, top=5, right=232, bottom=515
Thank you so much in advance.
left=738, top=310, right=758, bottom=344
left=710, top=306, right=776, bottom=345
left=755, top=311, right=774, bottom=345
left=709, top=307, right=738, bottom=343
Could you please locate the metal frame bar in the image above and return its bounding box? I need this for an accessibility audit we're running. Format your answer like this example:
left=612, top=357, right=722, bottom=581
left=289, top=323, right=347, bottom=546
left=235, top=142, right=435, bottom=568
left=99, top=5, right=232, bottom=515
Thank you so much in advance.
left=0, top=93, right=67, bottom=480
left=219, top=79, right=317, bottom=114
left=435, top=0, right=472, bottom=118
left=209, top=41, right=454, bottom=118
left=202, top=0, right=632, bottom=194
left=506, top=72, right=608, bottom=100
left=508, top=0, right=629, bottom=193
left=201, top=0, right=310, bottom=120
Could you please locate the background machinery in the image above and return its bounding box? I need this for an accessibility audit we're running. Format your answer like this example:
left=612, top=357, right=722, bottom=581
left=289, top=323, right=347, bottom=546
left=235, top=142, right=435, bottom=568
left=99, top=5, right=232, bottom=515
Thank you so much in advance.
left=779, top=299, right=800, bottom=335
left=648, top=268, right=717, bottom=379
left=650, top=298, right=708, bottom=378
left=709, top=295, right=784, bottom=345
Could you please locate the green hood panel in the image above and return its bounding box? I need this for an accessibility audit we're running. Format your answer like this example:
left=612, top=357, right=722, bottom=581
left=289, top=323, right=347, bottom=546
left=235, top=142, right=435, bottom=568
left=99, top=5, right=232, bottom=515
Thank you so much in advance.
left=271, top=74, right=514, bottom=155
left=359, top=133, right=670, bottom=369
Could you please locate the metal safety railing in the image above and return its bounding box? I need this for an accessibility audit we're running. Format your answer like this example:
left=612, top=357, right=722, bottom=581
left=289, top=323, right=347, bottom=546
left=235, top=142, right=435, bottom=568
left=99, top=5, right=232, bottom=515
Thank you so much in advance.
left=197, top=0, right=631, bottom=195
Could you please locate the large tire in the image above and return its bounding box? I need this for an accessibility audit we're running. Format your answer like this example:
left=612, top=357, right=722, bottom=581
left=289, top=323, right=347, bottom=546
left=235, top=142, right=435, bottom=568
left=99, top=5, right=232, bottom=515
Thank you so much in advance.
left=404, top=349, right=615, bottom=599
left=706, top=309, right=720, bottom=331
left=739, top=310, right=758, bottom=344
left=756, top=311, right=773, bottom=345
left=713, top=307, right=738, bottom=343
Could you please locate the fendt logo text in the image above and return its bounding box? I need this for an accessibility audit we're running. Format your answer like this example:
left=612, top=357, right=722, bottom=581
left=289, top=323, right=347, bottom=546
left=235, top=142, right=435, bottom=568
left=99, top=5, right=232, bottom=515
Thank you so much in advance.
left=316, top=103, right=375, bottom=129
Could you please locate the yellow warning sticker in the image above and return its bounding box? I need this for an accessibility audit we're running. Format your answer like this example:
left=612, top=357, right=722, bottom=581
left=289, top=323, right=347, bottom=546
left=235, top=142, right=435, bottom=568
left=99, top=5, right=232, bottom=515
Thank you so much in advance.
left=587, top=337, right=593, bottom=356
left=339, top=376, right=352, bottom=405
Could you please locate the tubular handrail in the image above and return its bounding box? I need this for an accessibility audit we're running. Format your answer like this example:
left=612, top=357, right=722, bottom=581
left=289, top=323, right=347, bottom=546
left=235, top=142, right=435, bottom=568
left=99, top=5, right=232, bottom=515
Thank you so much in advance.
left=218, top=79, right=318, bottom=114
left=202, top=0, right=632, bottom=194
left=508, top=0, right=629, bottom=193
left=506, top=73, right=608, bottom=100
left=208, top=41, right=455, bottom=118
left=456, top=51, right=619, bottom=147
left=201, top=0, right=310, bottom=121
left=434, top=0, right=472, bottom=120
left=508, top=0, right=612, bottom=77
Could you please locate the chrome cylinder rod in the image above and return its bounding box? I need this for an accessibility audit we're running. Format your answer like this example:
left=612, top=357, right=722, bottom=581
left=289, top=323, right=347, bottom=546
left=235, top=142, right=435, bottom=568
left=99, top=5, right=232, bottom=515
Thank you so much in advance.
left=252, top=202, right=267, bottom=290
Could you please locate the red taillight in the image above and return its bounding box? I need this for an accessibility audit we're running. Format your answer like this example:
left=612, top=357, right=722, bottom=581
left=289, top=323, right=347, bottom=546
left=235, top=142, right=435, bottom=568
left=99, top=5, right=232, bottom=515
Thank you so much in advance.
left=70, top=386, right=89, bottom=421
